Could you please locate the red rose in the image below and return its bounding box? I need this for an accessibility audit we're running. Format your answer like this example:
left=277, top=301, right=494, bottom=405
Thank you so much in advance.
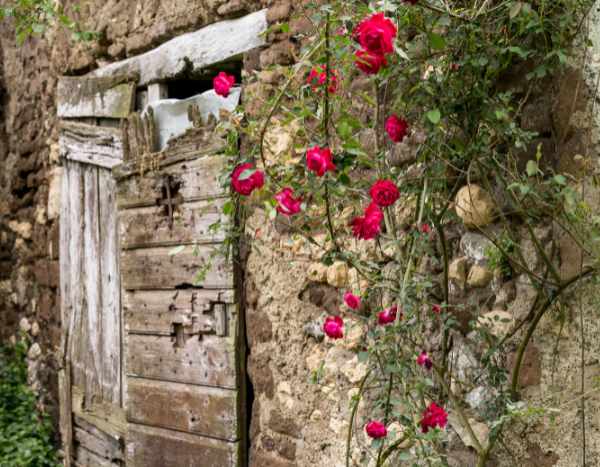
left=323, top=316, right=344, bottom=339
left=431, top=304, right=442, bottom=314
left=385, top=115, right=409, bottom=143
left=350, top=202, right=383, bottom=240
left=344, top=292, right=361, bottom=310
left=417, top=351, right=433, bottom=370
left=377, top=305, right=398, bottom=325
left=420, top=402, right=448, bottom=433
left=231, top=163, right=265, bottom=196
left=355, top=49, right=387, bottom=75
left=307, top=65, right=338, bottom=94
left=213, top=71, right=236, bottom=97
left=420, top=223, right=431, bottom=234
left=306, top=146, right=336, bottom=176
left=275, top=188, right=302, bottom=216
left=354, top=13, right=397, bottom=56
left=365, top=420, right=387, bottom=439
left=370, top=179, right=400, bottom=207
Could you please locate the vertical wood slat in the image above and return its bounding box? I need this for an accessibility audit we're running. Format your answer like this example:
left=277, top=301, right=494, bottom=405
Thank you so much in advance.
left=59, top=161, right=73, bottom=467
left=98, top=169, right=122, bottom=405
left=83, top=166, right=103, bottom=406
left=68, top=162, right=85, bottom=391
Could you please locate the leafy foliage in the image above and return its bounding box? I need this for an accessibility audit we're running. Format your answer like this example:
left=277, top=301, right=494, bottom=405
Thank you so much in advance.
left=0, top=340, right=59, bottom=467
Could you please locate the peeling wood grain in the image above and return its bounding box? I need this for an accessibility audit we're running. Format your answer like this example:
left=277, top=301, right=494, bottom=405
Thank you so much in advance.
left=121, top=245, right=233, bottom=290
left=83, top=166, right=103, bottom=407
left=123, top=289, right=234, bottom=334
left=119, top=198, right=228, bottom=249
left=60, top=122, right=123, bottom=169
left=90, top=10, right=267, bottom=86
left=99, top=169, right=121, bottom=405
left=127, top=423, right=239, bottom=467
left=72, top=388, right=127, bottom=439
left=127, top=333, right=237, bottom=389
left=59, top=161, right=74, bottom=467
left=57, top=76, right=135, bottom=119
left=127, top=378, right=238, bottom=440
left=116, top=155, right=227, bottom=209
left=74, top=445, right=121, bottom=467
left=74, top=428, right=124, bottom=462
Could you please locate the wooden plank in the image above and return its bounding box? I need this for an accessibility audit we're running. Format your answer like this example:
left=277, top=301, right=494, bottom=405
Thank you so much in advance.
left=67, top=162, right=86, bottom=391
left=72, top=388, right=127, bottom=440
left=123, top=289, right=234, bottom=334
left=83, top=166, right=102, bottom=405
left=127, top=378, right=238, bottom=440
left=127, top=423, right=239, bottom=467
left=74, top=445, right=120, bottom=467
left=98, top=168, right=121, bottom=405
left=60, top=121, right=123, bottom=169
left=119, top=198, right=227, bottom=249
left=74, top=428, right=123, bottom=462
left=121, top=245, right=233, bottom=290
left=59, top=160, right=74, bottom=467
left=127, top=333, right=237, bottom=389
left=116, top=155, right=227, bottom=209
left=57, top=76, right=135, bottom=119
left=90, top=10, right=267, bottom=86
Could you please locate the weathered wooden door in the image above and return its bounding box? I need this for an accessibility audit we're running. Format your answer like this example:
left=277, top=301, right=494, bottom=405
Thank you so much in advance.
left=116, top=126, right=245, bottom=466
left=58, top=77, right=135, bottom=466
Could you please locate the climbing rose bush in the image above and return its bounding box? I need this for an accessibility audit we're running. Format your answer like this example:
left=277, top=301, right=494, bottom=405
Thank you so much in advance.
left=222, top=0, right=597, bottom=462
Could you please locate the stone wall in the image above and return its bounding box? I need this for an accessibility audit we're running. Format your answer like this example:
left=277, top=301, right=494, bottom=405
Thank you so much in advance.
left=0, top=1, right=599, bottom=466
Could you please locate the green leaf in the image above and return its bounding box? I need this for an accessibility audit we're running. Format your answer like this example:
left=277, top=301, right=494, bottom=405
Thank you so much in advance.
left=426, top=109, right=441, bottom=124
left=222, top=200, right=234, bottom=215
left=237, top=168, right=256, bottom=181
left=168, top=245, right=186, bottom=256
left=526, top=160, right=538, bottom=176
left=509, top=2, right=523, bottom=19
left=357, top=351, right=369, bottom=363
left=553, top=174, right=567, bottom=185
left=429, top=32, right=446, bottom=50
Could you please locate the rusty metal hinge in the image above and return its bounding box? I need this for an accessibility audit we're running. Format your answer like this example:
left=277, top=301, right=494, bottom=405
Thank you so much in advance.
left=172, top=298, right=228, bottom=347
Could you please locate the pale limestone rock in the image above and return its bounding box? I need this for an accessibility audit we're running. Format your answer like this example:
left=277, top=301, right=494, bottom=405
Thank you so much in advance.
left=31, top=322, right=40, bottom=337
left=8, top=220, right=32, bottom=239
left=387, top=422, right=411, bottom=449
left=19, top=317, right=31, bottom=333
left=307, top=262, right=328, bottom=282
left=455, top=184, right=496, bottom=228
left=460, top=232, right=494, bottom=263
left=467, top=264, right=493, bottom=288
left=327, top=261, right=349, bottom=288
left=450, top=415, right=489, bottom=450
left=340, top=355, right=368, bottom=384
left=27, top=343, right=42, bottom=360
left=264, top=121, right=298, bottom=163
left=449, top=257, right=469, bottom=287
left=477, top=310, right=514, bottom=337
left=34, top=205, right=47, bottom=225
left=48, top=168, right=64, bottom=220
left=329, top=417, right=348, bottom=434
left=305, top=348, right=325, bottom=372
left=310, top=410, right=323, bottom=421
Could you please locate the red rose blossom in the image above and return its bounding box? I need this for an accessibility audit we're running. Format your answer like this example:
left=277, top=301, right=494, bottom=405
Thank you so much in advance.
left=355, top=49, right=387, bottom=75
left=353, top=13, right=397, bottom=56
left=231, top=163, right=265, bottom=196
left=365, top=420, right=387, bottom=439
left=377, top=305, right=398, bottom=325
left=275, top=188, right=302, bottom=216
left=344, top=292, right=361, bottom=310
left=432, top=304, right=442, bottom=314
left=370, top=179, right=400, bottom=207
left=306, top=146, right=336, bottom=176
left=420, top=402, right=448, bottom=433
left=420, top=223, right=432, bottom=234
left=213, top=71, right=235, bottom=97
left=351, top=202, right=384, bottom=240
left=307, top=65, right=338, bottom=94
left=385, top=115, right=409, bottom=143
left=417, top=351, right=433, bottom=370
left=323, top=316, right=344, bottom=339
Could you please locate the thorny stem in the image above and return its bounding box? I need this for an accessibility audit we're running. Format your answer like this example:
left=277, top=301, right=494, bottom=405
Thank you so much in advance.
left=346, top=370, right=371, bottom=467
left=376, top=374, right=394, bottom=466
